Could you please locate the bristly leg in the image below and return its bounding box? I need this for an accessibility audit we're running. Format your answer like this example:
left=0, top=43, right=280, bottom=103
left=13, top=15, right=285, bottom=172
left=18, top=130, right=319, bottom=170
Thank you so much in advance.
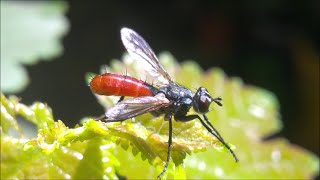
left=203, top=114, right=225, bottom=144
left=117, top=96, right=125, bottom=103
left=201, top=115, right=239, bottom=162
left=157, top=115, right=173, bottom=178
left=175, top=114, right=238, bottom=162
left=94, top=115, right=126, bottom=123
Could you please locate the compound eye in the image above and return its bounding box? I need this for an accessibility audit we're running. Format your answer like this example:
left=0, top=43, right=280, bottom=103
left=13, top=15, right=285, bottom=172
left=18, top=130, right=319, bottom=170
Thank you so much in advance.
left=199, top=95, right=212, bottom=113
left=193, top=94, right=212, bottom=114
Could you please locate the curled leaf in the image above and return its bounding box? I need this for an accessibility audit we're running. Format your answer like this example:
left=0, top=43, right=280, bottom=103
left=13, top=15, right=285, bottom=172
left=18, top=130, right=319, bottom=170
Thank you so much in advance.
left=0, top=94, right=119, bottom=179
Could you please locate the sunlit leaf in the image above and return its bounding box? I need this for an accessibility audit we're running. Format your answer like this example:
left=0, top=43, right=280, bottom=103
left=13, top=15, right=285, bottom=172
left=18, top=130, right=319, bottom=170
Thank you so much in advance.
left=0, top=94, right=119, bottom=179
left=0, top=51, right=318, bottom=179
left=90, top=52, right=319, bottom=179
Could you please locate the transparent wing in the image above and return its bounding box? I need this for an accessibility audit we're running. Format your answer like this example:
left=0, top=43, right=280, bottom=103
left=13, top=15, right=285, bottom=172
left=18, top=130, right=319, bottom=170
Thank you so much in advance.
left=105, top=93, right=171, bottom=121
left=121, top=27, right=173, bottom=86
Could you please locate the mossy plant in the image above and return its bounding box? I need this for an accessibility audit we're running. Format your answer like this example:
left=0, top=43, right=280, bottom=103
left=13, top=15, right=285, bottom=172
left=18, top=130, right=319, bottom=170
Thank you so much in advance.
left=1, top=52, right=319, bottom=179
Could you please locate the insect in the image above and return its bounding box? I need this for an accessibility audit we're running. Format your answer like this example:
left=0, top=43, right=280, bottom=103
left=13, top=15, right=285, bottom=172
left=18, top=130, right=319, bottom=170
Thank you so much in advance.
left=90, top=27, right=238, bottom=178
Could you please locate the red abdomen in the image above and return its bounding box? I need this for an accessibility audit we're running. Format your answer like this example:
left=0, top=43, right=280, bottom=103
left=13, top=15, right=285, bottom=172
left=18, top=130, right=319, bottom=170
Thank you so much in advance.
left=90, top=73, right=154, bottom=97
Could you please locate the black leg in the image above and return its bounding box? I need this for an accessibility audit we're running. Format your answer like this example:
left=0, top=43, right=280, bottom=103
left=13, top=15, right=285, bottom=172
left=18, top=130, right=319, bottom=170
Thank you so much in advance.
left=117, top=96, right=125, bottom=103
left=175, top=114, right=238, bottom=162
left=157, top=115, right=173, bottom=178
left=95, top=115, right=126, bottom=123
left=174, top=114, right=199, bottom=122
left=202, top=114, right=238, bottom=162
left=203, top=114, right=225, bottom=142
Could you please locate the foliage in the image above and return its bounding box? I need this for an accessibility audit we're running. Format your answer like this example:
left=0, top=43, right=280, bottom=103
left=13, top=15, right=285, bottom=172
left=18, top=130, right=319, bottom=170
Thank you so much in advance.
left=0, top=1, right=68, bottom=93
left=1, top=53, right=319, bottom=179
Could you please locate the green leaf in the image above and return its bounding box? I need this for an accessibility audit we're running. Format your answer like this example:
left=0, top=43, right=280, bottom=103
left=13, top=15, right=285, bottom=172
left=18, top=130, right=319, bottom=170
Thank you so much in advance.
left=0, top=1, right=69, bottom=93
left=89, top=52, right=319, bottom=179
left=1, top=93, right=21, bottom=134
left=0, top=51, right=318, bottom=179
left=0, top=93, right=119, bottom=179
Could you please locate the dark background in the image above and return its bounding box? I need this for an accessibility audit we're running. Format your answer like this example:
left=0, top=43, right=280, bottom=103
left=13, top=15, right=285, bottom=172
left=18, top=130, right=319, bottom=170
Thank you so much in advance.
left=18, top=1, right=319, bottom=157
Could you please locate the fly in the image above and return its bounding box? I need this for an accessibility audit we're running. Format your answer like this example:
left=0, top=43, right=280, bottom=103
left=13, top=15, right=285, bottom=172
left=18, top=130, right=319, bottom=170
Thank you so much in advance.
left=90, top=27, right=238, bottom=178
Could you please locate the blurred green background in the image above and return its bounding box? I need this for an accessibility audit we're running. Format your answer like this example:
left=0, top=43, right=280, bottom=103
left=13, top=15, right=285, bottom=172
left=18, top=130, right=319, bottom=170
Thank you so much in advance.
left=2, top=1, right=319, bottom=161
